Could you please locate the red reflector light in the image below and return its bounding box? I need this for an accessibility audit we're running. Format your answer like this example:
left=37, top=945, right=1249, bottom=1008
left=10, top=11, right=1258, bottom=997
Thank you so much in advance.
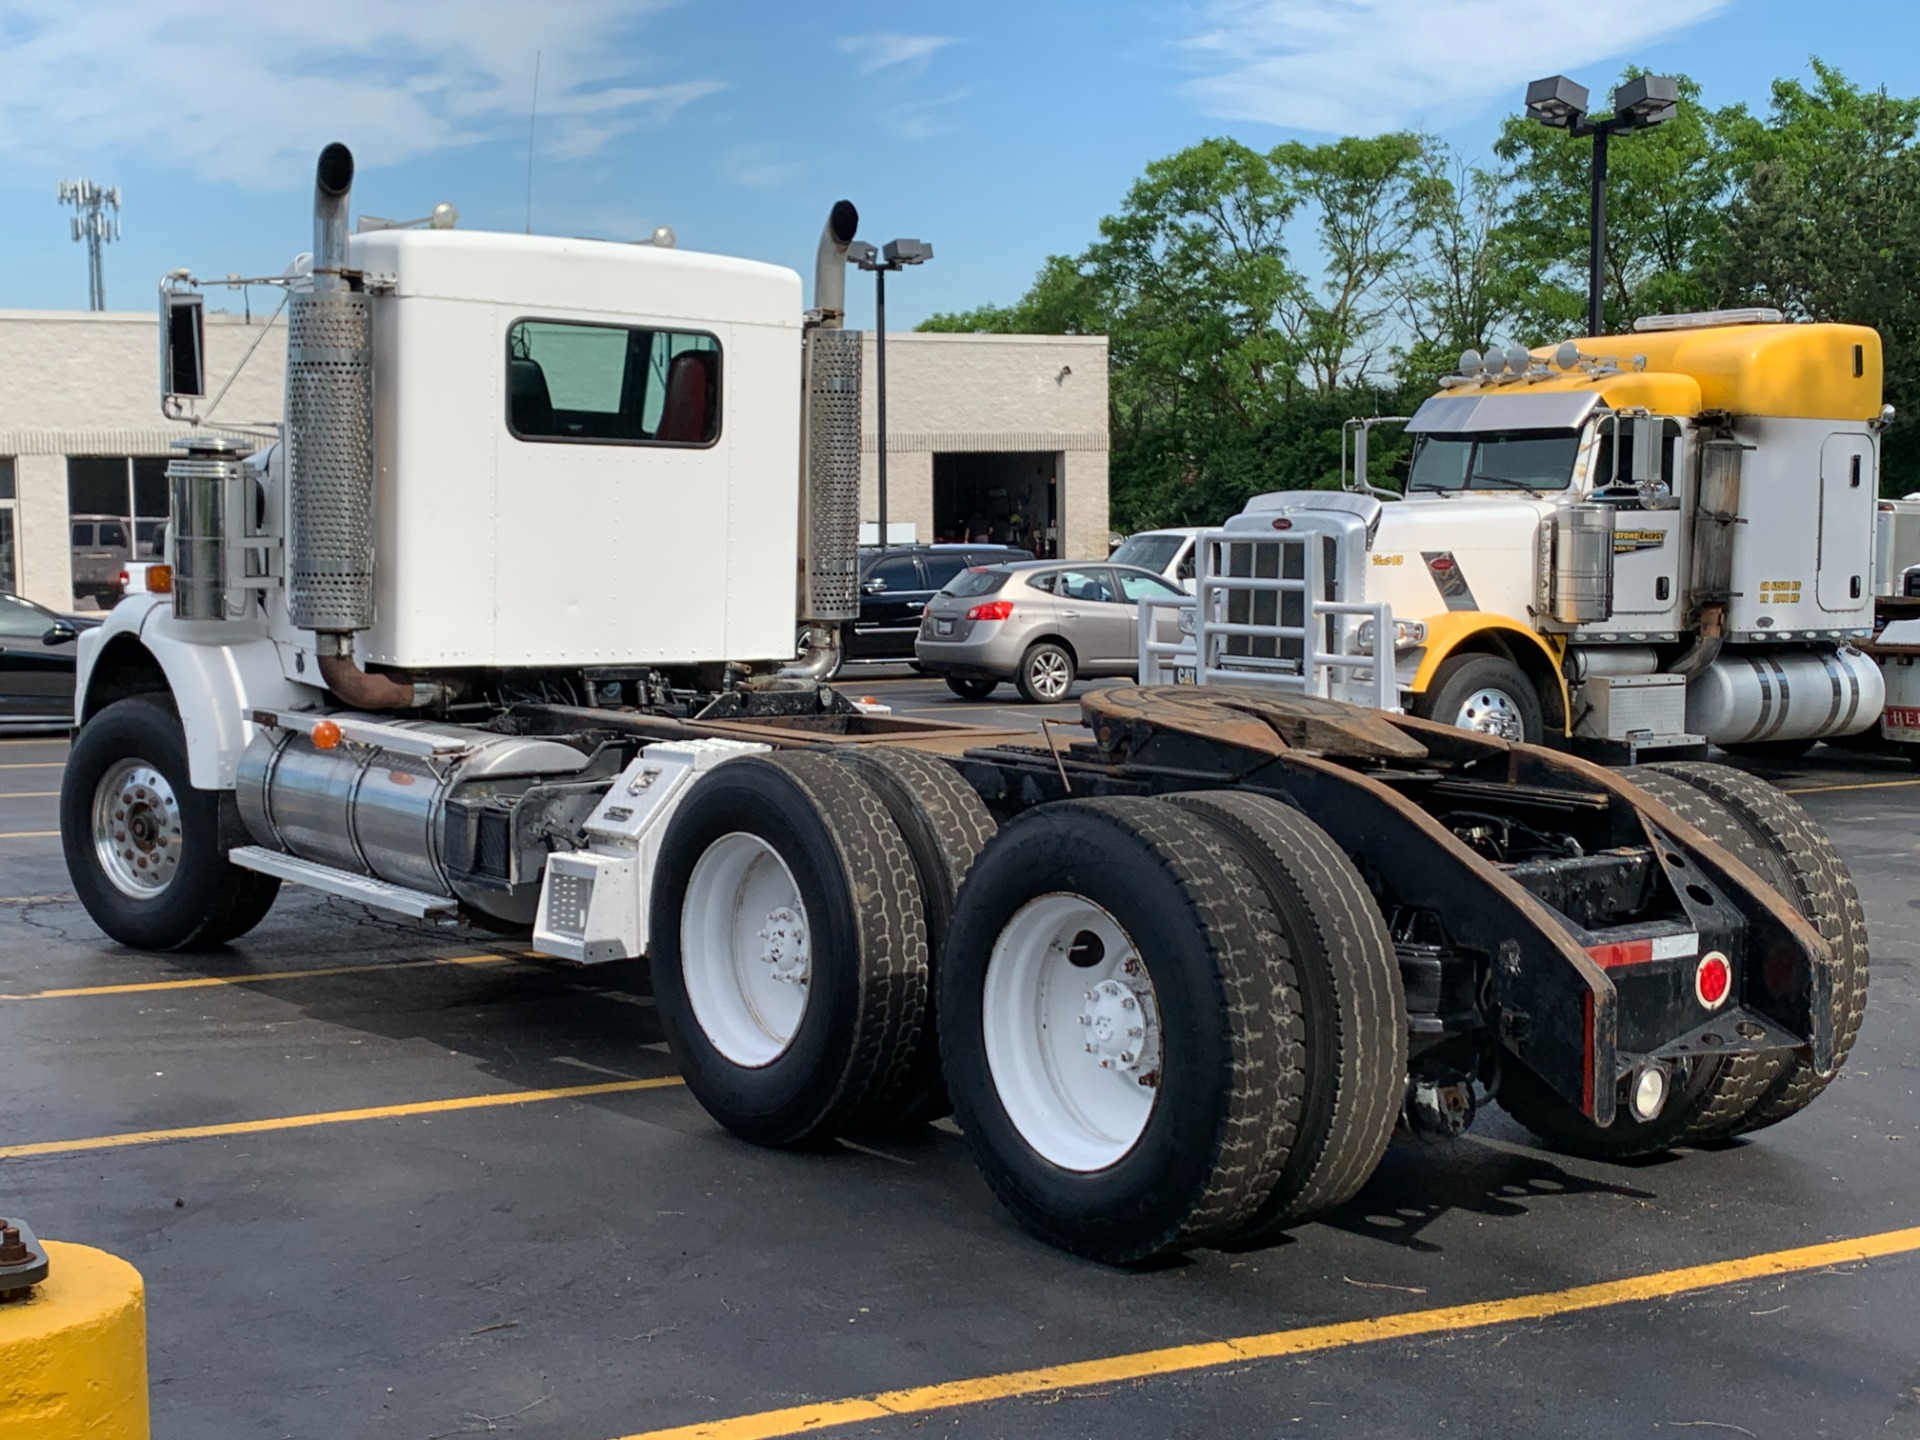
left=967, top=600, right=1014, bottom=621
left=1429, top=555, right=1456, bottom=572
left=1696, top=951, right=1731, bottom=1009
left=1585, top=939, right=1654, bottom=969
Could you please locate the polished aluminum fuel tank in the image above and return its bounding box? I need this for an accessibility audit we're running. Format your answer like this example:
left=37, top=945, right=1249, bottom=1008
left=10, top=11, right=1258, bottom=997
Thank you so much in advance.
left=1550, top=505, right=1615, bottom=625
left=1685, top=646, right=1886, bottom=745
left=235, top=717, right=590, bottom=918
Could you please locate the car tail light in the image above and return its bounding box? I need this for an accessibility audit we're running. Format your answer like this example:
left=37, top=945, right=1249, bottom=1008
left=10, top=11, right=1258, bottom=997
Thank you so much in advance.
left=117, top=570, right=129, bottom=588
left=967, top=600, right=1014, bottom=621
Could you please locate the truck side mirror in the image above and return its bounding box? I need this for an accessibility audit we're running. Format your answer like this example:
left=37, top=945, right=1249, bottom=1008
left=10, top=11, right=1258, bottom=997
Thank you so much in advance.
left=159, top=289, right=206, bottom=412
left=1631, top=417, right=1661, bottom=487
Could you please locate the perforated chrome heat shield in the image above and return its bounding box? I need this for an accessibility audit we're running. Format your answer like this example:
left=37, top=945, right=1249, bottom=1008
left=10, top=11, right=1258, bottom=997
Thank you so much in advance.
left=285, top=289, right=375, bottom=632
left=802, top=326, right=861, bottom=623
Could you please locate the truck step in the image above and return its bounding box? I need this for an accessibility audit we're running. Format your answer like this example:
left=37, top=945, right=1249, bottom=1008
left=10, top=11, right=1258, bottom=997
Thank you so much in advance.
left=228, top=846, right=458, bottom=919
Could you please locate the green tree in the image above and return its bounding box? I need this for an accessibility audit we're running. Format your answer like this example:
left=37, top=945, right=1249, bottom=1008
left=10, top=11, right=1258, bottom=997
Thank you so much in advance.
left=1713, top=62, right=1920, bottom=490
left=1395, top=148, right=1528, bottom=391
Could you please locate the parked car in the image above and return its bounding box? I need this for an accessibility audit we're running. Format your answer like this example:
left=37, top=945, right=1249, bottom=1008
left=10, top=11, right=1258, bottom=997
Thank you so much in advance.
left=832, top=544, right=1033, bottom=671
left=916, top=560, right=1187, bottom=702
left=71, top=514, right=135, bottom=608
left=1108, top=527, right=1204, bottom=592
left=0, top=593, right=97, bottom=728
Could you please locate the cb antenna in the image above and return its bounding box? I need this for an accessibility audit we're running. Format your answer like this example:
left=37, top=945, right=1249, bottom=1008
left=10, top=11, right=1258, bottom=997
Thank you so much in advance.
left=58, top=178, right=121, bottom=311
left=525, top=51, right=541, bottom=235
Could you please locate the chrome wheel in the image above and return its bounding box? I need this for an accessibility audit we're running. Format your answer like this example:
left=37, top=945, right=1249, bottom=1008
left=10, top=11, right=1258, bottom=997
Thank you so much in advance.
left=1454, top=685, right=1525, bottom=742
left=1025, top=649, right=1072, bottom=701
left=680, top=832, right=812, bottom=1068
left=981, top=893, right=1162, bottom=1171
left=92, top=759, right=183, bottom=899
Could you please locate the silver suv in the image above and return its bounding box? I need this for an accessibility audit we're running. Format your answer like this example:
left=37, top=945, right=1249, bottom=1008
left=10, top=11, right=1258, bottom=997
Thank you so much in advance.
left=915, top=560, right=1185, bottom=702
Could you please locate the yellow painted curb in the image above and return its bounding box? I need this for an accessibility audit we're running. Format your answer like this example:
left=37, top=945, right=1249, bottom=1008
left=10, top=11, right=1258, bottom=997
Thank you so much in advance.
left=0, top=1240, right=149, bottom=1440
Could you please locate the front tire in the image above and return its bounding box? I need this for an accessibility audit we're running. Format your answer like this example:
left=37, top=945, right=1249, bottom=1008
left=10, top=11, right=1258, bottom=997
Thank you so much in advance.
left=61, top=697, right=279, bottom=951
left=1417, top=654, right=1543, bottom=744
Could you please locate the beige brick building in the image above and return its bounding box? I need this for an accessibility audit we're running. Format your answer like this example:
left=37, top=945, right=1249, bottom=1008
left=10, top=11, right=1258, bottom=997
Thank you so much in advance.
left=0, top=312, right=1109, bottom=611
left=858, top=332, right=1110, bottom=561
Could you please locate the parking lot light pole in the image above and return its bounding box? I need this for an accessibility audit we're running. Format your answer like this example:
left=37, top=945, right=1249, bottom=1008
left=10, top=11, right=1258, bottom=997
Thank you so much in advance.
left=1523, top=74, right=1680, bottom=337
left=849, top=237, right=933, bottom=548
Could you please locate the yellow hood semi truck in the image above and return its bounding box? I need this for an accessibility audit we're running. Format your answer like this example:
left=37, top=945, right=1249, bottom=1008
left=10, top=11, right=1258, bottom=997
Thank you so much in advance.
left=1156, top=310, right=1891, bottom=763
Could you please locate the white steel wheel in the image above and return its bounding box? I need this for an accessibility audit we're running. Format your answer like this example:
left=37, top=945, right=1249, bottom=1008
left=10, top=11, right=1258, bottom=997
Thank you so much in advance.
left=982, top=892, right=1162, bottom=1171
left=1453, top=685, right=1525, bottom=741
left=680, top=832, right=813, bottom=1068
left=92, top=758, right=184, bottom=899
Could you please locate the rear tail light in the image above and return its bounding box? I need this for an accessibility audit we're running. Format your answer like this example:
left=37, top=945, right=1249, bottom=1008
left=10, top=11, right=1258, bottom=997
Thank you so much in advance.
left=1695, top=951, right=1731, bottom=1009
left=117, top=570, right=129, bottom=588
left=967, top=600, right=1014, bottom=621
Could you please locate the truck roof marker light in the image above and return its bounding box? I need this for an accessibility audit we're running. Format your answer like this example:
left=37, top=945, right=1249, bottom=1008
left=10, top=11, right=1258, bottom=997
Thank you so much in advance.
left=1696, top=951, right=1732, bottom=1009
left=311, top=719, right=343, bottom=751
left=1554, top=341, right=1582, bottom=371
left=1458, top=349, right=1484, bottom=376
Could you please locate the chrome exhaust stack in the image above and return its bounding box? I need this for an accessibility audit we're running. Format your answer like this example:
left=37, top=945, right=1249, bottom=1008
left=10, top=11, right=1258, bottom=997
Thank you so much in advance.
left=289, top=143, right=437, bottom=708
left=786, top=200, right=862, bottom=679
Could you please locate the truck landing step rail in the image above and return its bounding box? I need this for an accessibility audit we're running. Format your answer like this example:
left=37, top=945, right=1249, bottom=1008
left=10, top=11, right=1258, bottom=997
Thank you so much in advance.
left=228, top=846, right=458, bottom=919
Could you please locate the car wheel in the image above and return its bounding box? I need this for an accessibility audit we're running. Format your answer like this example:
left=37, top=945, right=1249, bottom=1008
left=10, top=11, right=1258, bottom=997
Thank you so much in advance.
left=1016, top=642, right=1075, bottom=704
left=945, top=677, right=997, bottom=700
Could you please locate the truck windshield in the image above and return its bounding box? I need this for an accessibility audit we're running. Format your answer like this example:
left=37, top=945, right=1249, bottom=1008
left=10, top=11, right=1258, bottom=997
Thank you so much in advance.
left=1407, top=431, right=1581, bottom=493
left=1110, top=534, right=1184, bottom=573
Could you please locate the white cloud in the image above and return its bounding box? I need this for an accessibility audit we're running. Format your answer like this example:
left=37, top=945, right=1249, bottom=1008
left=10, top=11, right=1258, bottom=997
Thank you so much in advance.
left=836, top=33, right=958, bottom=75
left=1180, top=0, right=1732, bottom=134
left=0, top=0, right=723, bottom=185
left=724, top=144, right=803, bottom=190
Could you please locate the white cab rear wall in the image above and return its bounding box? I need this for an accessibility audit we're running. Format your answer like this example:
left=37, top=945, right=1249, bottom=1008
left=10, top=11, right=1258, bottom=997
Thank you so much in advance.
left=352, top=230, right=802, bottom=669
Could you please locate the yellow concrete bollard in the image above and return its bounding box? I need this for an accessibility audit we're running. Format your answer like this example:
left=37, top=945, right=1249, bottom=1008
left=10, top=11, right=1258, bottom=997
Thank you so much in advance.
left=0, top=1237, right=149, bottom=1440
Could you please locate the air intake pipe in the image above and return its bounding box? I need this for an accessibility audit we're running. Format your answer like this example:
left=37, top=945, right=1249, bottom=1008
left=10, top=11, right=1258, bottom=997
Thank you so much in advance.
left=291, top=144, right=439, bottom=709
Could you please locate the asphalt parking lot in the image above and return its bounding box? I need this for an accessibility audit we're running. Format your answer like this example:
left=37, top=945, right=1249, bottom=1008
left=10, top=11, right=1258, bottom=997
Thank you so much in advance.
left=3, top=673, right=1918, bottom=1440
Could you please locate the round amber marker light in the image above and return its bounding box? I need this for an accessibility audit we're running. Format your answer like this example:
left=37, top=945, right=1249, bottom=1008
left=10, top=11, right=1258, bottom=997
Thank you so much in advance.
left=311, top=719, right=343, bottom=750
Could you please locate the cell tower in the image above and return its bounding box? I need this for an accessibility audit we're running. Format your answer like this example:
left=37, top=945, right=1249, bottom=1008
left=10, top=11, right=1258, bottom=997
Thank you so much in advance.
left=57, top=179, right=122, bottom=311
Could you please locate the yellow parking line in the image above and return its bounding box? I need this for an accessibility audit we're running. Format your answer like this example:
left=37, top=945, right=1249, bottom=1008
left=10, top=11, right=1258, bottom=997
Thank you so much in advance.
left=1785, top=777, right=1920, bottom=796
left=0, top=1075, right=686, bottom=1160
left=0, top=952, right=517, bottom=1001
left=0, top=792, right=58, bottom=799
left=0, top=830, right=57, bottom=839
left=0, top=762, right=64, bottom=770
left=613, top=1225, right=1920, bottom=1440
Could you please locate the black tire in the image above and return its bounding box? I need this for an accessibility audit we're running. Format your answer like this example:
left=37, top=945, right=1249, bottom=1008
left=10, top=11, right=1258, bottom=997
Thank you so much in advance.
left=1640, top=761, right=1868, bottom=1135
left=1167, top=792, right=1406, bottom=1233
left=944, top=677, right=998, bottom=701
left=1015, top=642, right=1076, bottom=704
left=1718, top=738, right=1816, bottom=761
left=835, top=748, right=999, bottom=1128
left=939, top=797, right=1303, bottom=1264
left=61, top=696, right=280, bottom=951
left=1417, top=653, right=1544, bottom=744
left=648, top=752, right=928, bottom=1146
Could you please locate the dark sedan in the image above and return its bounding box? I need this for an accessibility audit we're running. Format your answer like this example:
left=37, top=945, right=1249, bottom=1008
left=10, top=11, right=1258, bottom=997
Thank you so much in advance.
left=0, top=593, right=95, bottom=729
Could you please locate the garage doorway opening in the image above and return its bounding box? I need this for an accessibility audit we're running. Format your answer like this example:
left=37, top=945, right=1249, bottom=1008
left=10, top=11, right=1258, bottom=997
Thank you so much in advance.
left=934, top=452, right=1058, bottom=557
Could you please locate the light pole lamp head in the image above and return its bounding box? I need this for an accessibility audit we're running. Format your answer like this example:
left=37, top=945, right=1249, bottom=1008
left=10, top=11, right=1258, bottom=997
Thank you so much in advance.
left=1613, top=74, right=1680, bottom=128
left=846, top=240, right=880, bottom=269
left=1524, top=75, right=1589, bottom=129
left=882, top=237, right=933, bottom=267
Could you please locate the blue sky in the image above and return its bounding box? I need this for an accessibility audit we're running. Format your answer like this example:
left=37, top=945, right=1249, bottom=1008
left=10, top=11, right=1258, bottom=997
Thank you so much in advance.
left=0, top=0, right=1911, bottom=328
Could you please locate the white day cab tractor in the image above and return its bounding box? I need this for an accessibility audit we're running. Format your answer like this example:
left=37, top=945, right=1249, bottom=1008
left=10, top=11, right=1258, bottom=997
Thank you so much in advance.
left=60, top=147, right=1868, bottom=1263
left=1147, top=311, right=1893, bottom=766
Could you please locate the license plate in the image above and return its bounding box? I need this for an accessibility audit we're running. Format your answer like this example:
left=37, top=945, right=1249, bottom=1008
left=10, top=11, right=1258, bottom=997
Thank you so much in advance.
left=935, top=619, right=954, bottom=637
left=1174, top=666, right=1196, bottom=685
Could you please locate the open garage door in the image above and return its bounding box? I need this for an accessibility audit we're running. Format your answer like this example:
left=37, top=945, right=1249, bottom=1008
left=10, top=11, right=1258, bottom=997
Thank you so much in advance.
left=933, top=452, right=1058, bottom=557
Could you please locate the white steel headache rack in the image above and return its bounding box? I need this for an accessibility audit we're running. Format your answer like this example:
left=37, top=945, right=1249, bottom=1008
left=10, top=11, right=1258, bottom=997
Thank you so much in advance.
left=1138, top=516, right=1399, bottom=712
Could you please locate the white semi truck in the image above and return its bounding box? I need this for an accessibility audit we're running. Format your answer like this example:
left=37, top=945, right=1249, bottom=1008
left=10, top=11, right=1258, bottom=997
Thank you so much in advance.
left=61, top=148, right=1868, bottom=1263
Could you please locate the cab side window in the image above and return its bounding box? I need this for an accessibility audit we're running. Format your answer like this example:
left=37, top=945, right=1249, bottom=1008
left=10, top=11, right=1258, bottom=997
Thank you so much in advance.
left=1593, top=417, right=1684, bottom=494
left=507, top=320, right=721, bottom=446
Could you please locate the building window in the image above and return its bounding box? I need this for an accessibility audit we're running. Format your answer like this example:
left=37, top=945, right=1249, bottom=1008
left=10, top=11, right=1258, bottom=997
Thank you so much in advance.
left=0, top=458, right=16, bottom=594
left=505, top=320, right=721, bottom=446
left=67, top=457, right=169, bottom=557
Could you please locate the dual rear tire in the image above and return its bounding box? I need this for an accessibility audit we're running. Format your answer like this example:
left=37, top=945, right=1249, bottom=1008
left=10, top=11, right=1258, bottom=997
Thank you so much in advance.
left=651, top=760, right=1405, bottom=1264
